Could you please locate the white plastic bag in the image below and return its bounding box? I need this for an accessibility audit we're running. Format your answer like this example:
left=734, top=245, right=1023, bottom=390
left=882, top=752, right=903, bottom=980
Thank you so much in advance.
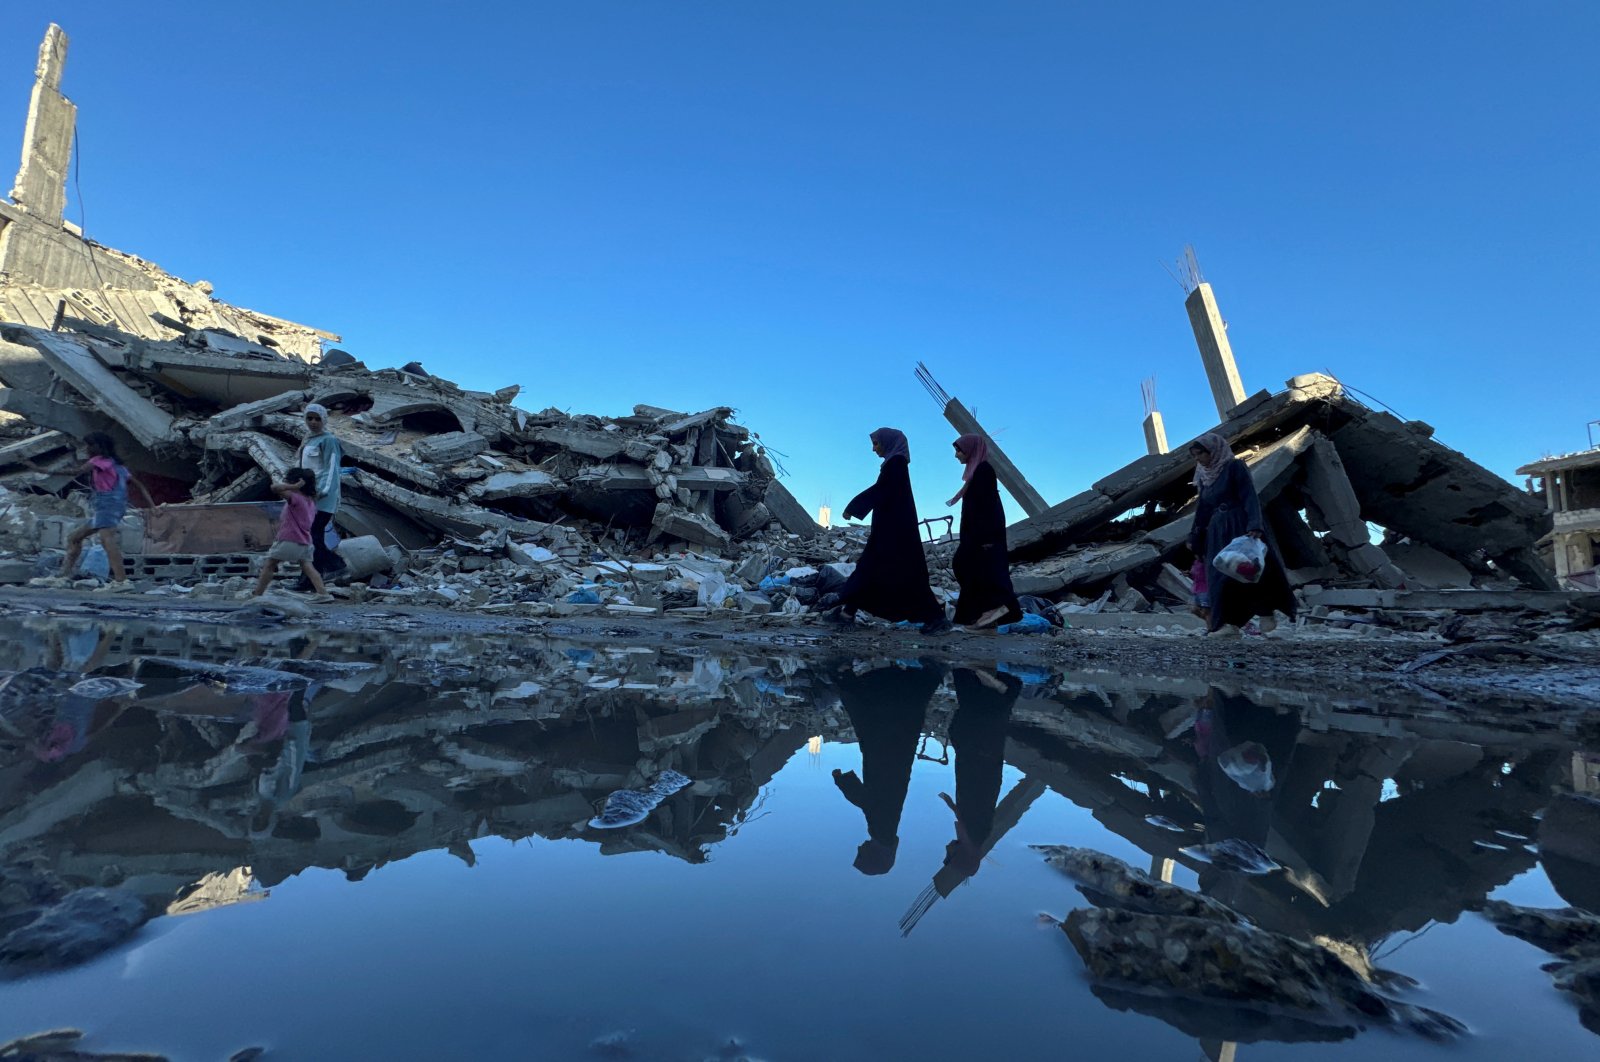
left=1214, top=535, right=1267, bottom=584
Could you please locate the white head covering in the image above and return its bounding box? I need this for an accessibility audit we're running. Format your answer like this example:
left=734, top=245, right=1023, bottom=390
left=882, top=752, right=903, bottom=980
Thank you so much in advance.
left=303, top=403, right=329, bottom=420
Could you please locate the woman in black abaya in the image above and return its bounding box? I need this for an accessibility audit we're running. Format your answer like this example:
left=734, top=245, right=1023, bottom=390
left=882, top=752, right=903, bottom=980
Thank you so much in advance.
left=831, top=427, right=949, bottom=634
left=947, top=433, right=1021, bottom=629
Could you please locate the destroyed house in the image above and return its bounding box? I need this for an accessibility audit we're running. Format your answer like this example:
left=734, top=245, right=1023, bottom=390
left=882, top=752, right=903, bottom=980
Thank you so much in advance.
left=1518, top=447, right=1600, bottom=591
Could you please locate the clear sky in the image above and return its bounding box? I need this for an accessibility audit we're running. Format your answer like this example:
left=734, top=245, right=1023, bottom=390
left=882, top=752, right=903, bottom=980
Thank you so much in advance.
left=3, top=2, right=1594, bottom=526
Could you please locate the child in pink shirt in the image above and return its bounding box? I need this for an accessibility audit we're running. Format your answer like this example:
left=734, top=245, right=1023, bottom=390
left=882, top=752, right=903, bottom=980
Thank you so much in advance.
left=248, top=468, right=330, bottom=600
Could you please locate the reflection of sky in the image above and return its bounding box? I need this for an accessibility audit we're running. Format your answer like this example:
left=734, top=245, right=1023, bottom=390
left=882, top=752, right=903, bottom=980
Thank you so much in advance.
left=1, top=743, right=1588, bottom=1062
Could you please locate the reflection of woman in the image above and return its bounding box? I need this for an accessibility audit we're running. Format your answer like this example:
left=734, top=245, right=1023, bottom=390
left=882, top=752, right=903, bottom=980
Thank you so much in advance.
left=831, top=428, right=949, bottom=634
left=942, top=668, right=1021, bottom=877
left=830, top=661, right=945, bottom=874
left=1186, top=433, right=1295, bottom=636
left=946, top=435, right=1022, bottom=629
left=1194, top=690, right=1302, bottom=850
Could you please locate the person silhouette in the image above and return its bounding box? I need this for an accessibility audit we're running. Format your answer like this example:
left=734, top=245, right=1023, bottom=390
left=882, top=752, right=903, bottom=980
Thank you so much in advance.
left=829, top=659, right=946, bottom=875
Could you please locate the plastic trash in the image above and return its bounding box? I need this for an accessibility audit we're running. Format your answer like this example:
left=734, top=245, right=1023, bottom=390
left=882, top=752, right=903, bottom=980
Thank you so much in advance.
left=758, top=574, right=791, bottom=591
left=81, top=543, right=110, bottom=580
left=588, top=769, right=693, bottom=829
left=695, top=571, right=730, bottom=608
left=1218, top=741, right=1275, bottom=793
left=1213, top=535, right=1267, bottom=584
left=566, top=589, right=602, bottom=604
left=997, top=661, right=1053, bottom=685
left=996, top=612, right=1052, bottom=635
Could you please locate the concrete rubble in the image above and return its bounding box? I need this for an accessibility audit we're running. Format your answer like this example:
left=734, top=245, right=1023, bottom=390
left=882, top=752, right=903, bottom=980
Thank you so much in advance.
left=0, top=23, right=845, bottom=611
left=994, top=372, right=1579, bottom=636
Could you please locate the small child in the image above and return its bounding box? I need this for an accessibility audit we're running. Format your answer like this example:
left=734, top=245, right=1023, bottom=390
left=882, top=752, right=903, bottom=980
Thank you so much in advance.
left=38, top=432, right=133, bottom=591
left=248, top=468, right=332, bottom=601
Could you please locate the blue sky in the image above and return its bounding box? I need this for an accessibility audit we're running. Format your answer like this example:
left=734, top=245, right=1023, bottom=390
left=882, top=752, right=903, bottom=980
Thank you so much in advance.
left=3, top=2, right=1594, bottom=525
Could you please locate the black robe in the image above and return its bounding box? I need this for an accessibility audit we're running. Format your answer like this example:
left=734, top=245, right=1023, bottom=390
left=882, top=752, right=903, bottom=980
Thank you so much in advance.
left=946, top=669, right=1020, bottom=862
left=1188, top=457, right=1296, bottom=631
left=831, top=661, right=944, bottom=874
left=951, top=462, right=1021, bottom=625
left=840, top=454, right=943, bottom=624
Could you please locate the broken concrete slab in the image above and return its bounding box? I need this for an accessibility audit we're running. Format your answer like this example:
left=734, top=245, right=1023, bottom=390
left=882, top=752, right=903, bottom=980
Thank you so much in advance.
left=1327, top=409, right=1554, bottom=588
left=463, top=469, right=566, bottom=502
left=761, top=479, right=821, bottom=537
left=649, top=502, right=731, bottom=552
left=412, top=431, right=488, bottom=465
left=5, top=326, right=175, bottom=450
left=0, top=429, right=70, bottom=466
left=124, top=342, right=315, bottom=405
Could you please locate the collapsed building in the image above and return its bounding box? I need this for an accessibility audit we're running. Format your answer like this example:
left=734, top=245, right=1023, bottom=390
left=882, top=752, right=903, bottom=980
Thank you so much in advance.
left=948, top=254, right=1572, bottom=627
left=0, top=25, right=819, bottom=593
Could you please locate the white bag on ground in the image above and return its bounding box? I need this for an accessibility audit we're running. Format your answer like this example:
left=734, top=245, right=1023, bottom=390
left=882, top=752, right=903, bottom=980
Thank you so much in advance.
left=1214, top=535, right=1267, bottom=584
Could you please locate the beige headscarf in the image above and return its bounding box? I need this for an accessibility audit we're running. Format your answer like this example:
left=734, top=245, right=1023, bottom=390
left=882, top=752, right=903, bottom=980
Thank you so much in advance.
left=1191, top=432, right=1233, bottom=488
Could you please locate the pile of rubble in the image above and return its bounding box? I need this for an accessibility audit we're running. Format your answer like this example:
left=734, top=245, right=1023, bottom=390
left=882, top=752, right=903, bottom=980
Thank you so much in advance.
left=0, top=316, right=857, bottom=602
left=993, top=372, right=1584, bottom=634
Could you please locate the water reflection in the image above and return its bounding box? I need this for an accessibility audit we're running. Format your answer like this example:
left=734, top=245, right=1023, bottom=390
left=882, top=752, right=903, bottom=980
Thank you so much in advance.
left=0, top=612, right=1591, bottom=1056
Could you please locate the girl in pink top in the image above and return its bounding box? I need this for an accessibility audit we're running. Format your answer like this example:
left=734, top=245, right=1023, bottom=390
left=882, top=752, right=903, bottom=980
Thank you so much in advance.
left=50, top=432, right=131, bottom=590
left=249, top=468, right=330, bottom=600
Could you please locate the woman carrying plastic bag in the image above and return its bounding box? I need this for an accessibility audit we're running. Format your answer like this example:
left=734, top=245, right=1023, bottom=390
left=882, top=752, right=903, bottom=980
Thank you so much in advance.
left=1185, top=433, right=1296, bottom=637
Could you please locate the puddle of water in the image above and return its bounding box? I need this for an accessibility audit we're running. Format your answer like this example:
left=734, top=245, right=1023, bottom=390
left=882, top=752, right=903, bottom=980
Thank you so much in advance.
left=0, top=613, right=1594, bottom=1060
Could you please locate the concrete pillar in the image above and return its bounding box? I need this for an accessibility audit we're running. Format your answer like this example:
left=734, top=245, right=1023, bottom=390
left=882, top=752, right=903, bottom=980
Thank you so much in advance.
left=1142, top=410, right=1169, bottom=455
left=1184, top=282, right=1247, bottom=419
left=1559, top=472, right=1571, bottom=512
left=942, top=398, right=1049, bottom=517
left=9, top=25, right=75, bottom=224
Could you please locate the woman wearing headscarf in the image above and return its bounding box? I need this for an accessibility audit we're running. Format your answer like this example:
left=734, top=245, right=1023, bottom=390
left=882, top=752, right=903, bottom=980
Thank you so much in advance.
left=1186, top=432, right=1296, bottom=636
left=946, top=433, right=1021, bottom=629
left=830, top=428, right=950, bottom=634
left=294, top=403, right=345, bottom=579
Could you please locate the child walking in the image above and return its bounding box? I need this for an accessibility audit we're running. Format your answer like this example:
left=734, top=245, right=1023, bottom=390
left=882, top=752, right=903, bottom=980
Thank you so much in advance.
left=34, top=432, right=133, bottom=592
left=247, top=468, right=332, bottom=601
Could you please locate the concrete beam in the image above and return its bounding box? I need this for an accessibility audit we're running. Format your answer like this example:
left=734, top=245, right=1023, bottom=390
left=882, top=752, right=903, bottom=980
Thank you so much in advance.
left=0, top=428, right=69, bottom=466
left=1184, top=282, right=1247, bottom=418
left=349, top=470, right=554, bottom=539
left=9, top=25, right=74, bottom=223
left=569, top=465, right=745, bottom=492
left=942, top=397, right=1048, bottom=517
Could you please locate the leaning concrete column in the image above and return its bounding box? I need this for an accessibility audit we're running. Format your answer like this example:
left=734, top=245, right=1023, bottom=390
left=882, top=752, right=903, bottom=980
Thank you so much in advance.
left=1184, top=281, right=1247, bottom=419
left=915, top=362, right=1049, bottom=517
left=941, top=398, right=1049, bottom=517
left=10, top=25, right=75, bottom=224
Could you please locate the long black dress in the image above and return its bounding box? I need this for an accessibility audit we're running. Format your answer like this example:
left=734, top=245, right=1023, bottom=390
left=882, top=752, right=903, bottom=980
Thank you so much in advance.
left=840, top=454, right=943, bottom=624
left=1188, top=457, right=1296, bottom=631
left=831, top=661, right=944, bottom=875
left=951, top=462, right=1021, bottom=626
left=943, top=668, right=1020, bottom=876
